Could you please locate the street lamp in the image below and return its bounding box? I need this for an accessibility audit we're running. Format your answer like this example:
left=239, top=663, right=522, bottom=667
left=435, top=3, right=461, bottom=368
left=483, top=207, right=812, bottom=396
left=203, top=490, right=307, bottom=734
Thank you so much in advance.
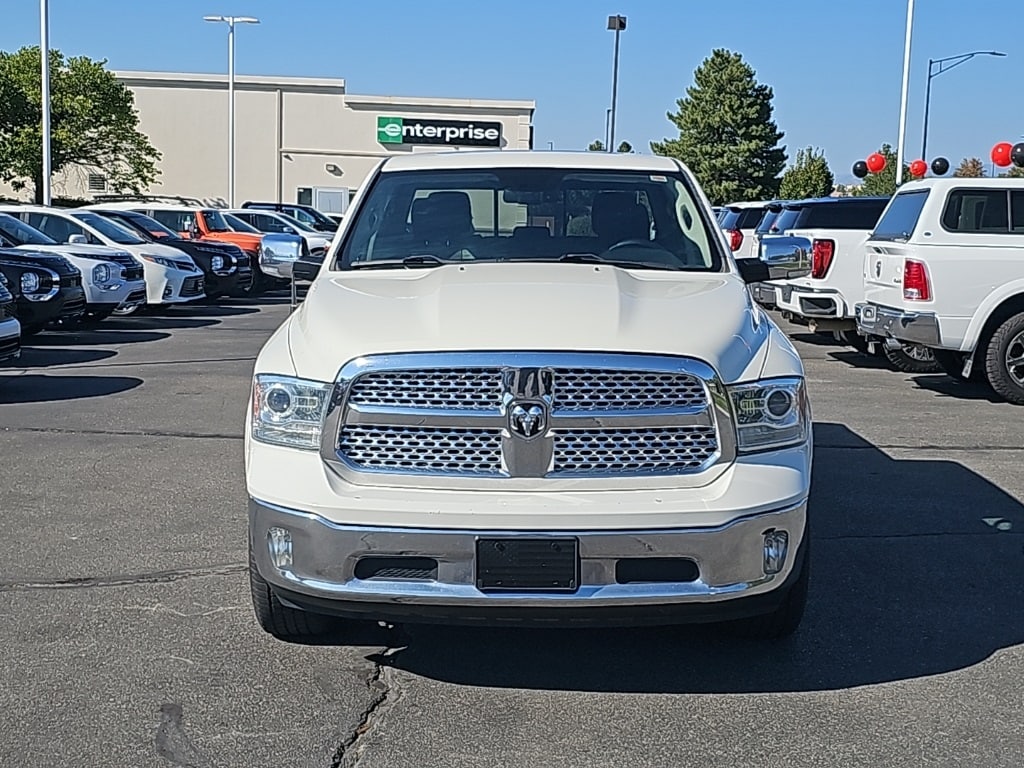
left=203, top=14, right=259, bottom=207
left=606, top=15, right=626, bottom=154
left=895, top=0, right=914, bottom=187
left=40, top=0, right=51, bottom=205
left=921, top=50, right=1005, bottom=161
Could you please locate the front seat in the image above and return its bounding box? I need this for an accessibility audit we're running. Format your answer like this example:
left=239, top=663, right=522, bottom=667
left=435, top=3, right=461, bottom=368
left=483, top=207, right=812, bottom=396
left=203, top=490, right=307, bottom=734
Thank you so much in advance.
left=411, top=191, right=479, bottom=257
left=590, top=192, right=650, bottom=250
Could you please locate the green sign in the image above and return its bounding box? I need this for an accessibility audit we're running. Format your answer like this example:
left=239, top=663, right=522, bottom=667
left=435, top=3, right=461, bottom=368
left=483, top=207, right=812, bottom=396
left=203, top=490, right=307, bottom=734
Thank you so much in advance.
left=377, top=116, right=404, bottom=144
left=376, top=116, right=503, bottom=148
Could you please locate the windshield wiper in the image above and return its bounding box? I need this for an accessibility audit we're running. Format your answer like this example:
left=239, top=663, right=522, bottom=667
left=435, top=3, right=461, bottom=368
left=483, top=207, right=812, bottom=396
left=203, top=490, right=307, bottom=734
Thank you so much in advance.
left=349, top=255, right=448, bottom=270
left=557, top=253, right=682, bottom=271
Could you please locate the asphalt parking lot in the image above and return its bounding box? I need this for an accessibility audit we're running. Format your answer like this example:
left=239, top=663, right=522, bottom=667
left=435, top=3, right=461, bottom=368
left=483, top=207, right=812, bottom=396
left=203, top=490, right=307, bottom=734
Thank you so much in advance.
left=1, top=294, right=1022, bottom=768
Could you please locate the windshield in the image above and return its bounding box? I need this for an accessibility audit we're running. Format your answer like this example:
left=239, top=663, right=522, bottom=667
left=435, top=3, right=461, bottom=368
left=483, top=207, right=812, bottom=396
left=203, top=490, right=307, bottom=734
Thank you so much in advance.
left=279, top=213, right=316, bottom=232
left=223, top=213, right=262, bottom=234
left=70, top=211, right=147, bottom=244
left=201, top=209, right=236, bottom=233
left=0, top=214, right=57, bottom=246
left=110, top=210, right=180, bottom=240
left=337, top=168, right=723, bottom=271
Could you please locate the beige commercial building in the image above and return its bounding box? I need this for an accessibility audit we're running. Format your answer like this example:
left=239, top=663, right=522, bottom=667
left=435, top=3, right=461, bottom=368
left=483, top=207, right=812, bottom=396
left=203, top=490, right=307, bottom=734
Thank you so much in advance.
left=7, top=70, right=536, bottom=213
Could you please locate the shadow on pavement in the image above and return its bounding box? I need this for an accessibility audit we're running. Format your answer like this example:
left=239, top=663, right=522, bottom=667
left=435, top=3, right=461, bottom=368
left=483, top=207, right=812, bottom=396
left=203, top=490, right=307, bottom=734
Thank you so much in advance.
left=10, top=348, right=117, bottom=368
left=106, top=316, right=221, bottom=331
left=24, top=329, right=171, bottom=346
left=168, top=302, right=262, bottom=318
left=911, top=374, right=1004, bottom=404
left=308, top=421, right=1024, bottom=694
left=0, top=374, right=142, bottom=403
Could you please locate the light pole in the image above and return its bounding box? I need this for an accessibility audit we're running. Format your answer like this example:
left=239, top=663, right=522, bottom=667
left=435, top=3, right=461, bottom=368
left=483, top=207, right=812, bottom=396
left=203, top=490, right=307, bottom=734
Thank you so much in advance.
left=40, top=0, right=51, bottom=205
left=203, top=14, right=259, bottom=207
left=921, top=50, right=1005, bottom=161
left=604, top=108, right=611, bottom=150
left=606, top=15, right=626, bottom=153
left=895, top=0, right=914, bottom=187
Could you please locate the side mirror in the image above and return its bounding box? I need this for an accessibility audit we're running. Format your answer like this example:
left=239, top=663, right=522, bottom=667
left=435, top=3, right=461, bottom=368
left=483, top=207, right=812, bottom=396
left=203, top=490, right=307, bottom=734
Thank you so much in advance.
left=67, top=234, right=88, bottom=245
left=258, top=233, right=303, bottom=279
left=735, top=257, right=770, bottom=284
left=292, top=259, right=320, bottom=282
left=759, top=235, right=812, bottom=280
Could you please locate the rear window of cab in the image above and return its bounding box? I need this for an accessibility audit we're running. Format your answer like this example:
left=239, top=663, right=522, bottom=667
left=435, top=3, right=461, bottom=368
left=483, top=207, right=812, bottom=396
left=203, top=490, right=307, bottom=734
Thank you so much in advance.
left=871, top=190, right=930, bottom=241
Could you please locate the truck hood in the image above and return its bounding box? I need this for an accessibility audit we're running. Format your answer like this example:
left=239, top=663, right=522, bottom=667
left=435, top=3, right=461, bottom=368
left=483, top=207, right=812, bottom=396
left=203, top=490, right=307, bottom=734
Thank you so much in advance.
left=283, top=262, right=796, bottom=385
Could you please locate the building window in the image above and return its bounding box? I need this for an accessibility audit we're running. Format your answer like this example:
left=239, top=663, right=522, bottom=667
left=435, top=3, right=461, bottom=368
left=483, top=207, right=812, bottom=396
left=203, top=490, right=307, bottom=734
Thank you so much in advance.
left=297, top=188, right=313, bottom=206
left=87, top=174, right=107, bottom=192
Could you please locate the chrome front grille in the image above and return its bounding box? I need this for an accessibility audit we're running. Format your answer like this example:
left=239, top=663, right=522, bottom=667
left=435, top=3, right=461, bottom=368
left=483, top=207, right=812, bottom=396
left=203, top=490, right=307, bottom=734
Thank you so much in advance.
left=348, top=369, right=502, bottom=410
left=329, top=353, right=727, bottom=482
left=553, top=426, right=718, bottom=475
left=340, top=425, right=503, bottom=474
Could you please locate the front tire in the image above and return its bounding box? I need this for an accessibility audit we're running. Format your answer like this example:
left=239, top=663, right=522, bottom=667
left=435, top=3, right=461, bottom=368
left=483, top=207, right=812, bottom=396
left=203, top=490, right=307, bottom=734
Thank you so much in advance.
left=983, top=312, right=1024, bottom=404
left=248, top=543, right=335, bottom=640
left=724, top=539, right=809, bottom=640
left=883, top=343, right=941, bottom=373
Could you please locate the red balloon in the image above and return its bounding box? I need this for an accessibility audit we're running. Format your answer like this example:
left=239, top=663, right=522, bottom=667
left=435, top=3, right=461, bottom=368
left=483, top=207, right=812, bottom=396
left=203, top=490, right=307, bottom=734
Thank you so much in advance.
left=866, top=152, right=887, bottom=173
left=909, top=159, right=928, bottom=178
left=992, top=141, right=1013, bottom=167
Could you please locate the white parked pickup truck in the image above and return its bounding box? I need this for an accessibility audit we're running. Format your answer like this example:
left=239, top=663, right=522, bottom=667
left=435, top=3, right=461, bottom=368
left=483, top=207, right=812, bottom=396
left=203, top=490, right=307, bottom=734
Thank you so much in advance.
left=856, top=178, right=1024, bottom=403
left=761, top=195, right=940, bottom=373
left=245, top=151, right=813, bottom=641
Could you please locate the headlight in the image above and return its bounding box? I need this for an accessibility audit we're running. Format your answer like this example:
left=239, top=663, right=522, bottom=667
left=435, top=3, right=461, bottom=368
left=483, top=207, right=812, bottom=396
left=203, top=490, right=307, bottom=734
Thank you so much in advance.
left=140, top=253, right=177, bottom=269
left=728, top=377, right=809, bottom=452
left=21, top=272, right=40, bottom=293
left=91, top=263, right=119, bottom=284
left=251, top=374, right=333, bottom=450
left=211, top=255, right=225, bottom=271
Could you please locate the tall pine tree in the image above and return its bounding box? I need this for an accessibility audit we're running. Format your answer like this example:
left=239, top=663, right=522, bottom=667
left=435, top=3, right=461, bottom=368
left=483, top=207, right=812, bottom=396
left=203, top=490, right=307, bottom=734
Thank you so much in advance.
left=651, top=49, right=786, bottom=205
left=779, top=146, right=834, bottom=200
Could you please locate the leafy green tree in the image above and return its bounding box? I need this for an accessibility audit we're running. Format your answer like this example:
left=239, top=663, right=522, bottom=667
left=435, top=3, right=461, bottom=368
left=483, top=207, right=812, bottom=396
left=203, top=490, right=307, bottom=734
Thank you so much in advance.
left=588, top=139, right=633, bottom=153
left=852, top=143, right=908, bottom=196
left=954, top=157, right=986, bottom=178
left=779, top=146, right=834, bottom=200
left=0, top=46, right=161, bottom=203
left=651, top=48, right=786, bottom=205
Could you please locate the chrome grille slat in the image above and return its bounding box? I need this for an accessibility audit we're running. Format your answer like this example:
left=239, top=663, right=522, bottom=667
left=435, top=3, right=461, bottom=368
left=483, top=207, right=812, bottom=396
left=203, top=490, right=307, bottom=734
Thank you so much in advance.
left=553, top=369, right=706, bottom=411
left=348, top=369, right=502, bottom=410
left=340, top=425, right=503, bottom=475
left=553, top=427, right=718, bottom=475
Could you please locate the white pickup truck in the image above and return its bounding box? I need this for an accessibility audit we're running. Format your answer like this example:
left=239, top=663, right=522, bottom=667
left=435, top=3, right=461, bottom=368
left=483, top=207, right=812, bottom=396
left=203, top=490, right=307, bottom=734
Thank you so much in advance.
left=760, top=196, right=940, bottom=373
left=244, top=151, right=813, bottom=642
left=856, top=177, right=1024, bottom=403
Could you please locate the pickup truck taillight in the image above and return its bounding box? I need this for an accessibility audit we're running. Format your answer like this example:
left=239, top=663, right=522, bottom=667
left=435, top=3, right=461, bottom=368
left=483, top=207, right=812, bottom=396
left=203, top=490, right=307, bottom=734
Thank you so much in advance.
left=903, top=259, right=931, bottom=301
left=727, top=229, right=743, bottom=252
left=810, top=239, right=835, bottom=279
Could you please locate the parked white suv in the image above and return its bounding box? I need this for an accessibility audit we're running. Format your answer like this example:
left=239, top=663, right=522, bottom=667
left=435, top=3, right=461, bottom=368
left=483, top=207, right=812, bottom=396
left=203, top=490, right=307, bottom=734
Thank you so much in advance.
left=225, top=209, right=333, bottom=257
left=0, top=212, right=147, bottom=324
left=2, top=206, right=206, bottom=313
left=245, top=151, right=813, bottom=642
left=857, top=178, right=1024, bottom=403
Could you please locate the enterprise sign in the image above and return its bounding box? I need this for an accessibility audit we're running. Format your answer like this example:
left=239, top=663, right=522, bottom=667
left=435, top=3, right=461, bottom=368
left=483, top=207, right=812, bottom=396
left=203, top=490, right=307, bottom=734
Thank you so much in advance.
left=377, top=116, right=503, bottom=148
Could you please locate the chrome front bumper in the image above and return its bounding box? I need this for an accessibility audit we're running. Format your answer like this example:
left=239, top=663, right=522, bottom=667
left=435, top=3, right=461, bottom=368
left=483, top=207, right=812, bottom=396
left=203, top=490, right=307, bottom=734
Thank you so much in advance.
left=249, top=497, right=808, bottom=625
left=855, top=302, right=941, bottom=347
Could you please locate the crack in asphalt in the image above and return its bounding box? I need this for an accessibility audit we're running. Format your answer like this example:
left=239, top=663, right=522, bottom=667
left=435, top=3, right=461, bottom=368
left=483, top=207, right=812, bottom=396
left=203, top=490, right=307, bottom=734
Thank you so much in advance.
left=1, top=426, right=241, bottom=440
left=330, top=646, right=403, bottom=768
left=0, top=563, right=246, bottom=592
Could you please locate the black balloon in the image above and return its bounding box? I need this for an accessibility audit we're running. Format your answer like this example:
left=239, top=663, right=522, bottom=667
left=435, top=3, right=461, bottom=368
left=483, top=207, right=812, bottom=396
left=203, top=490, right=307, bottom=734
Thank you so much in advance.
left=852, top=160, right=869, bottom=178
left=930, top=156, right=950, bottom=176
left=1012, top=143, right=1024, bottom=168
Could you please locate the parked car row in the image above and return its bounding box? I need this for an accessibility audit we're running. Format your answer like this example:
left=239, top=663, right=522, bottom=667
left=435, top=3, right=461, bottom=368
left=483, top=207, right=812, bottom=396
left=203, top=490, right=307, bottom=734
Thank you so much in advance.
left=722, top=178, right=1024, bottom=404
left=0, top=197, right=336, bottom=359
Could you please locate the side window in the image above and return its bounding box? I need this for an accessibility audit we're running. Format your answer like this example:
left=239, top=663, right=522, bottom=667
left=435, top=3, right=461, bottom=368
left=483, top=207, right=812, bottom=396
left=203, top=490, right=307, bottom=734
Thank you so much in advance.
left=151, top=210, right=194, bottom=233
left=256, top=214, right=289, bottom=233
left=25, top=213, right=86, bottom=243
left=1010, top=191, right=1024, bottom=233
left=942, top=190, right=1009, bottom=233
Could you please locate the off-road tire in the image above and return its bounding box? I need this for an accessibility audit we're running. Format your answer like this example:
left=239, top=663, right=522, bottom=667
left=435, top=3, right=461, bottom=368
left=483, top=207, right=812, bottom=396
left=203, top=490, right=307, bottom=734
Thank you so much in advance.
left=883, top=343, right=941, bottom=374
left=984, top=312, right=1024, bottom=404
left=249, top=543, right=334, bottom=640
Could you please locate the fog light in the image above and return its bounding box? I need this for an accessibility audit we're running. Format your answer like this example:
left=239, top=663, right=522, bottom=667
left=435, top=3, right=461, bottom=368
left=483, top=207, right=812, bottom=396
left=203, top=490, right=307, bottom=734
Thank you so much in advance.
left=267, top=527, right=293, bottom=569
left=763, top=530, right=789, bottom=575
left=163, top=286, right=173, bottom=298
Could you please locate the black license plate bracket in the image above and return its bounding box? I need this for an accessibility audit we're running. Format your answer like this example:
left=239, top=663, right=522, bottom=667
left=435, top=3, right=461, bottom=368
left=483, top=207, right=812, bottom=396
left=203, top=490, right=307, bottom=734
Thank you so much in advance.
left=475, top=537, right=579, bottom=592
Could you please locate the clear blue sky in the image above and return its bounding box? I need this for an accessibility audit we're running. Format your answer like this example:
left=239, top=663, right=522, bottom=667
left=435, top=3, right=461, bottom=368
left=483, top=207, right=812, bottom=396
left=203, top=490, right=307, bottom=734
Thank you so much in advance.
left=2, top=0, right=1021, bottom=184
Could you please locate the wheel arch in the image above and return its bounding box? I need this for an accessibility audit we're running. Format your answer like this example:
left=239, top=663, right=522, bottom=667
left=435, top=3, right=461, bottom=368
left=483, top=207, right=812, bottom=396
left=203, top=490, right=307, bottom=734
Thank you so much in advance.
left=967, top=290, right=1024, bottom=353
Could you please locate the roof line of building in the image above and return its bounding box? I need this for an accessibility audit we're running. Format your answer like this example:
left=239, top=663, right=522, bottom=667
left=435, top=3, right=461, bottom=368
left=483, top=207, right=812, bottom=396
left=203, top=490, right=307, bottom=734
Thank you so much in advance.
left=112, top=70, right=536, bottom=110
